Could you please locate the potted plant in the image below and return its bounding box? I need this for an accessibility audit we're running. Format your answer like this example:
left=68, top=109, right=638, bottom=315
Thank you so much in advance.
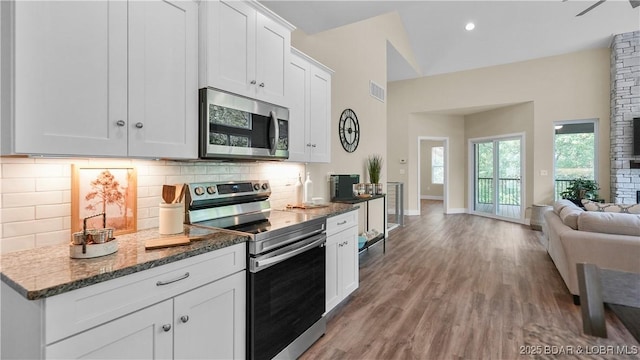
left=560, top=177, right=600, bottom=207
left=367, top=154, right=383, bottom=194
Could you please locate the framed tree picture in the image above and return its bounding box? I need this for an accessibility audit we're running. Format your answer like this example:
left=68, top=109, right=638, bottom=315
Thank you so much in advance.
left=71, top=165, right=137, bottom=235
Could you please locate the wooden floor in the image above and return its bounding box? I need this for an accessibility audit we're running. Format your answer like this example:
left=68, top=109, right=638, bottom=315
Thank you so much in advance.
left=301, top=200, right=638, bottom=359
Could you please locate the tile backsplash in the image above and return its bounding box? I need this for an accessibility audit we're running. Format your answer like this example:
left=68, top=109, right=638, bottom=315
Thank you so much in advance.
left=0, top=157, right=305, bottom=254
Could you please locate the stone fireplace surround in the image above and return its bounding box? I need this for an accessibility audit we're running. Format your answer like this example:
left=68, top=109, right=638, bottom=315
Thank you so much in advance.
left=610, top=31, right=640, bottom=203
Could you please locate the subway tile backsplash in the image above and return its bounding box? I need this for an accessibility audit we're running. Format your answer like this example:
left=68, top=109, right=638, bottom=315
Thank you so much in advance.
left=0, top=157, right=305, bottom=254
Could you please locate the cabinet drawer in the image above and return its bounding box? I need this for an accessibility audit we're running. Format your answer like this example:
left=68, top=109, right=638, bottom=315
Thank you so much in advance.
left=45, top=243, right=246, bottom=344
left=326, top=210, right=358, bottom=237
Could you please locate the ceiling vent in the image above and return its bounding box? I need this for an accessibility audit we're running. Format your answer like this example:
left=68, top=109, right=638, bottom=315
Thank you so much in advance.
left=369, top=81, right=385, bottom=103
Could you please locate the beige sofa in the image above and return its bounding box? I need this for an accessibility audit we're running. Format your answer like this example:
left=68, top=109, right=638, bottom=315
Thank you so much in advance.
left=542, top=199, right=640, bottom=299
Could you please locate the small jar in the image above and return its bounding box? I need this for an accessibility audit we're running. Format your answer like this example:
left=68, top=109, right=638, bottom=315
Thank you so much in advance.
left=159, top=203, right=184, bottom=235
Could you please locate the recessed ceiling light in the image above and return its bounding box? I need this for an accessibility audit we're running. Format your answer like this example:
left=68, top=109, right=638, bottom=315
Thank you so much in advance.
left=465, top=22, right=475, bottom=31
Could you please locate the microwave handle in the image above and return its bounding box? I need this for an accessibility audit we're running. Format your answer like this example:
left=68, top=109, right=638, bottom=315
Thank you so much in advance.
left=269, top=111, right=279, bottom=156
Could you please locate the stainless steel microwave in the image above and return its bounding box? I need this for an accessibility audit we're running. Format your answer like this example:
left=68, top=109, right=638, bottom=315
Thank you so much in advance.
left=199, top=88, right=289, bottom=160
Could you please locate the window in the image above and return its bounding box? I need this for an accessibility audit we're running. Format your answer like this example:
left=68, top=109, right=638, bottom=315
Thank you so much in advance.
left=553, top=120, right=597, bottom=200
left=432, top=146, right=444, bottom=184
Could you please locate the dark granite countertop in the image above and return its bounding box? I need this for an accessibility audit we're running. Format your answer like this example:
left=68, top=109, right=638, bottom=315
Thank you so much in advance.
left=282, top=202, right=358, bottom=217
left=0, top=226, right=248, bottom=300
left=331, top=194, right=386, bottom=204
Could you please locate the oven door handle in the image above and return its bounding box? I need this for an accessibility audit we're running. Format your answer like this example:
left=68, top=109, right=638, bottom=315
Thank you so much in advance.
left=268, top=110, right=279, bottom=156
left=252, top=236, right=325, bottom=272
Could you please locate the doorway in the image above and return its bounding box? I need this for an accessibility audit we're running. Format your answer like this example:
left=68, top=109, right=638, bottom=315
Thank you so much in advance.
left=418, top=137, right=449, bottom=214
left=469, top=134, right=524, bottom=221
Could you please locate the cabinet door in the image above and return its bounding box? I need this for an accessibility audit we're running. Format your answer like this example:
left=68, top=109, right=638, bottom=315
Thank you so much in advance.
left=45, top=300, right=173, bottom=360
left=128, top=0, right=198, bottom=159
left=339, top=226, right=360, bottom=297
left=12, top=0, right=127, bottom=156
left=255, top=12, right=290, bottom=106
left=286, top=54, right=310, bottom=162
left=307, top=67, right=331, bottom=163
left=201, top=0, right=256, bottom=98
left=325, top=235, right=341, bottom=312
left=174, top=271, right=246, bottom=360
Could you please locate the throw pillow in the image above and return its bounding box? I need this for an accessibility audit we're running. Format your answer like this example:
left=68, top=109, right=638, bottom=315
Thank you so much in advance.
left=581, top=199, right=640, bottom=214
left=578, top=212, right=640, bottom=237
left=559, top=206, right=583, bottom=230
left=553, top=199, right=578, bottom=215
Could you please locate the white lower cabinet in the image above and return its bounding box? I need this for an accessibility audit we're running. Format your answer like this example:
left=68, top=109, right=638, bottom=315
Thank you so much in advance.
left=45, top=271, right=246, bottom=360
left=174, top=272, right=246, bottom=359
left=46, top=300, right=174, bottom=359
left=1, top=243, right=246, bottom=360
left=325, top=210, right=359, bottom=313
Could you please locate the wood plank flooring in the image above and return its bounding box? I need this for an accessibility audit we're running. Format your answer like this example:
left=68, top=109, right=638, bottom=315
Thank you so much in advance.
left=301, top=200, right=639, bottom=359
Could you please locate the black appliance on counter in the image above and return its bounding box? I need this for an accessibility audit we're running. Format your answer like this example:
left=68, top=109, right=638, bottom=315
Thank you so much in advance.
left=330, top=174, right=359, bottom=201
left=184, top=180, right=326, bottom=360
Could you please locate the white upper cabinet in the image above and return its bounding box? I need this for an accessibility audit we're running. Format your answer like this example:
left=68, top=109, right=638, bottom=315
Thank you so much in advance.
left=287, top=48, right=333, bottom=163
left=199, top=0, right=294, bottom=107
left=128, top=0, right=198, bottom=159
left=2, top=0, right=198, bottom=159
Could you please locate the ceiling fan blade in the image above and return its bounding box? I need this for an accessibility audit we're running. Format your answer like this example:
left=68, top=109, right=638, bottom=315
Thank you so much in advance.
left=630, top=0, right=640, bottom=9
left=576, top=0, right=606, bottom=16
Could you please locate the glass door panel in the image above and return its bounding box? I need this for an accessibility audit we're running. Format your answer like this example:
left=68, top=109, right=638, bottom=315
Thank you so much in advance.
left=474, top=142, right=494, bottom=215
left=473, top=137, right=522, bottom=220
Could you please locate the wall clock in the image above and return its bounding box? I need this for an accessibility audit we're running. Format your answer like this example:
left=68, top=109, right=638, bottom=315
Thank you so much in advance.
left=339, top=109, right=360, bottom=153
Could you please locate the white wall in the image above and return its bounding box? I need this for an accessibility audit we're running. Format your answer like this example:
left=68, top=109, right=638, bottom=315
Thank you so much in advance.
left=388, top=48, right=611, bottom=216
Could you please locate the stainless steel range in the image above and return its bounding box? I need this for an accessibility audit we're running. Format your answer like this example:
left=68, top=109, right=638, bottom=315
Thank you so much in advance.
left=185, top=180, right=326, bottom=360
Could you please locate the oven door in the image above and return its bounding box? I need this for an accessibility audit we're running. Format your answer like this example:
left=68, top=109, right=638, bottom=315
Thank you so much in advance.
left=248, top=234, right=326, bottom=360
left=200, top=88, right=289, bottom=160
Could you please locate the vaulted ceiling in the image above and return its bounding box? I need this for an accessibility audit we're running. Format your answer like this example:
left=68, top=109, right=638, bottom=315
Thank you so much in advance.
left=260, top=0, right=640, bottom=81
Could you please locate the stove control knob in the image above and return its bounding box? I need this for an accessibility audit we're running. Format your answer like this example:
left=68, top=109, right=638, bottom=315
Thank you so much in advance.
left=253, top=183, right=261, bottom=191
left=261, top=183, right=269, bottom=190
left=194, top=186, right=205, bottom=196
left=206, top=186, right=216, bottom=194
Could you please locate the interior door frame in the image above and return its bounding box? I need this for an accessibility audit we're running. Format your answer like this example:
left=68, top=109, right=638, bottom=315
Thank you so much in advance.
left=467, top=132, right=526, bottom=224
left=417, top=136, right=449, bottom=214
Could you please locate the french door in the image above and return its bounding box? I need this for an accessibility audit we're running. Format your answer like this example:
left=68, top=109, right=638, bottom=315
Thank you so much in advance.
left=471, top=135, right=524, bottom=221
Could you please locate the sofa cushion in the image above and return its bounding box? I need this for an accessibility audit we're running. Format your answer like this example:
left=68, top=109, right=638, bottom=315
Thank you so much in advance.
left=559, top=205, right=583, bottom=230
left=581, top=199, right=640, bottom=214
left=554, top=199, right=579, bottom=215
left=577, top=211, right=640, bottom=236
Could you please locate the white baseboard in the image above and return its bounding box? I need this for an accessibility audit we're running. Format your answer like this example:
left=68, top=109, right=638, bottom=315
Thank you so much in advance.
left=421, top=195, right=443, bottom=200
left=446, top=208, right=467, bottom=214
left=405, top=209, right=420, bottom=216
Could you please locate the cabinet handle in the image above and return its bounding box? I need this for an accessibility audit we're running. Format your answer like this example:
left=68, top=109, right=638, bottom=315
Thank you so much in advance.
left=156, top=272, right=190, bottom=286
left=250, top=80, right=256, bottom=85
left=306, top=143, right=312, bottom=147
left=180, top=315, right=189, bottom=323
left=337, top=220, right=347, bottom=226
left=312, top=144, right=317, bottom=148
left=162, top=324, right=172, bottom=332
left=135, top=122, right=144, bottom=129
left=116, top=120, right=126, bottom=127
left=259, top=82, right=265, bottom=87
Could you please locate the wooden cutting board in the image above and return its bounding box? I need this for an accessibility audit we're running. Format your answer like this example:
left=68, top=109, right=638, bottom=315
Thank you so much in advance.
left=144, top=235, right=204, bottom=250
